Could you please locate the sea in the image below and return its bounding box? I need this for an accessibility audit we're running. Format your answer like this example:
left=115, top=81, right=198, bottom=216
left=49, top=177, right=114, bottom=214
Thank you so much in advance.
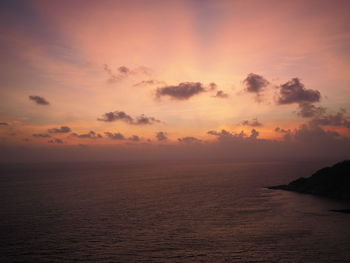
left=0, top=160, right=349, bottom=262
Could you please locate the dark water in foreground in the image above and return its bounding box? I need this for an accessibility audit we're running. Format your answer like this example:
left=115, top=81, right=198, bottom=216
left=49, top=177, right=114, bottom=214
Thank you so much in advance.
left=0, top=161, right=349, bottom=262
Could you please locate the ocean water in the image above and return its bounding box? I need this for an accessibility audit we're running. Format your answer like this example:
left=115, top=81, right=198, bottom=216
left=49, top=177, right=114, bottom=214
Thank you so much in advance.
left=0, top=161, right=349, bottom=262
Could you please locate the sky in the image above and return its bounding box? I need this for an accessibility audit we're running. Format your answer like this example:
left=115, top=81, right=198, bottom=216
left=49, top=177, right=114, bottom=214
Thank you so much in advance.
left=0, top=0, right=349, bottom=162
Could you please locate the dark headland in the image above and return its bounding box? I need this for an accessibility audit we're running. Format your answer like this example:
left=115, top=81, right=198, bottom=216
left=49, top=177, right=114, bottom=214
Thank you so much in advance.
left=268, top=160, right=350, bottom=213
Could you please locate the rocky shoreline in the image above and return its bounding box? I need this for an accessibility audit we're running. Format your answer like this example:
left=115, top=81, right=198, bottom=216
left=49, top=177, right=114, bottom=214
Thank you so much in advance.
left=268, top=160, right=350, bottom=213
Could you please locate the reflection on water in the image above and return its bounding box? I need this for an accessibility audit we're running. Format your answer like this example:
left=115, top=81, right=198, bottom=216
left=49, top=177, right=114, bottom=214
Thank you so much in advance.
left=0, top=161, right=349, bottom=262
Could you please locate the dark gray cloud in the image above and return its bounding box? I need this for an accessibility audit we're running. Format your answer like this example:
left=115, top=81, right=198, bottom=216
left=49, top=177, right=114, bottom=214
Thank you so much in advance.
left=275, top=127, right=293, bottom=141
left=295, top=100, right=350, bottom=129
left=156, top=82, right=206, bottom=100
left=32, top=133, right=51, bottom=138
left=207, top=129, right=242, bottom=138
left=207, top=129, right=259, bottom=141
left=277, top=78, right=321, bottom=104
left=98, top=111, right=160, bottom=125
left=178, top=136, right=201, bottom=144
left=250, top=129, right=259, bottom=139
left=241, top=118, right=263, bottom=127
left=22, top=138, right=32, bottom=142
left=98, top=111, right=133, bottom=123
left=309, top=109, right=350, bottom=129
left=48, top=126, right=71, bottom=133
left=293, top=123, right=340, bottom=142
left=105, top=132, right=125, bottom=140
left=297, top=102, right=326, bottom=118
left=134, top=115, right=160, bottom=125
left=48, top=138, right=64, bottom=144
left=214, top=90, right=229, bottom=98
left=0, top=122, right=9, bottom=126
left=29, top=95, right=50, bottom=105
left=128, top=135, right=140, bottom=142
left=275, top=127, right=291, bottom=133
left=70, top=131, right=103, bottom=139
left=243, top=73, right=269, bottom=93
left=156, top=131, right=167, bottom=141
left=103, top=64, right=151, bottom=83
left=275, top=117, right=345, bottom=142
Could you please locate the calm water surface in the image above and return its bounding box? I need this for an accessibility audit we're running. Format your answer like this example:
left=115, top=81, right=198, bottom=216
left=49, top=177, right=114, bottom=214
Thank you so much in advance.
left=0, top=161, right=349, bottom=262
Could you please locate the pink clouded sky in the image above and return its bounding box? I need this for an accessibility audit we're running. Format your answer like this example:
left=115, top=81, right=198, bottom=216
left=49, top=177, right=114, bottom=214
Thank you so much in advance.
left=0, top=0, right=349, bottom=161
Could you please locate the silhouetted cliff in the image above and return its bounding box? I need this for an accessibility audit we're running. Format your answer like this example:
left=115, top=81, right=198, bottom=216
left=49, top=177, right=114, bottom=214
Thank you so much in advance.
left=269, top=160, right=350, bottom=201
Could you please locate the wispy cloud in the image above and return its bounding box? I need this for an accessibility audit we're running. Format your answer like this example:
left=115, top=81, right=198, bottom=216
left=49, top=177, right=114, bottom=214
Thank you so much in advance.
left=48, top=138, right=64, bottom=144
left=103, top=64, right=151, bottom=83
left=241, top=118, right=263, bottom=127
left=32, top=133, right=51, bottom=138
left=178, top=136, right=201, bottom=144
left=70, top=131, right=103, bottom=139
left=133, top=79, right=166, bottom=87
left=48, top=126, right=71, bottom=133
left=213, top=90, right=229, bottom=98
left=275, top=127, right=291, bottom=133
left=128, top=135, right=140, bottom=142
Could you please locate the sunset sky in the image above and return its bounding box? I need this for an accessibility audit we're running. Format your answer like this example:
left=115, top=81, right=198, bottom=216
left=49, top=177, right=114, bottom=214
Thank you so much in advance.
left=0, top=0, right=349, bottom=161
